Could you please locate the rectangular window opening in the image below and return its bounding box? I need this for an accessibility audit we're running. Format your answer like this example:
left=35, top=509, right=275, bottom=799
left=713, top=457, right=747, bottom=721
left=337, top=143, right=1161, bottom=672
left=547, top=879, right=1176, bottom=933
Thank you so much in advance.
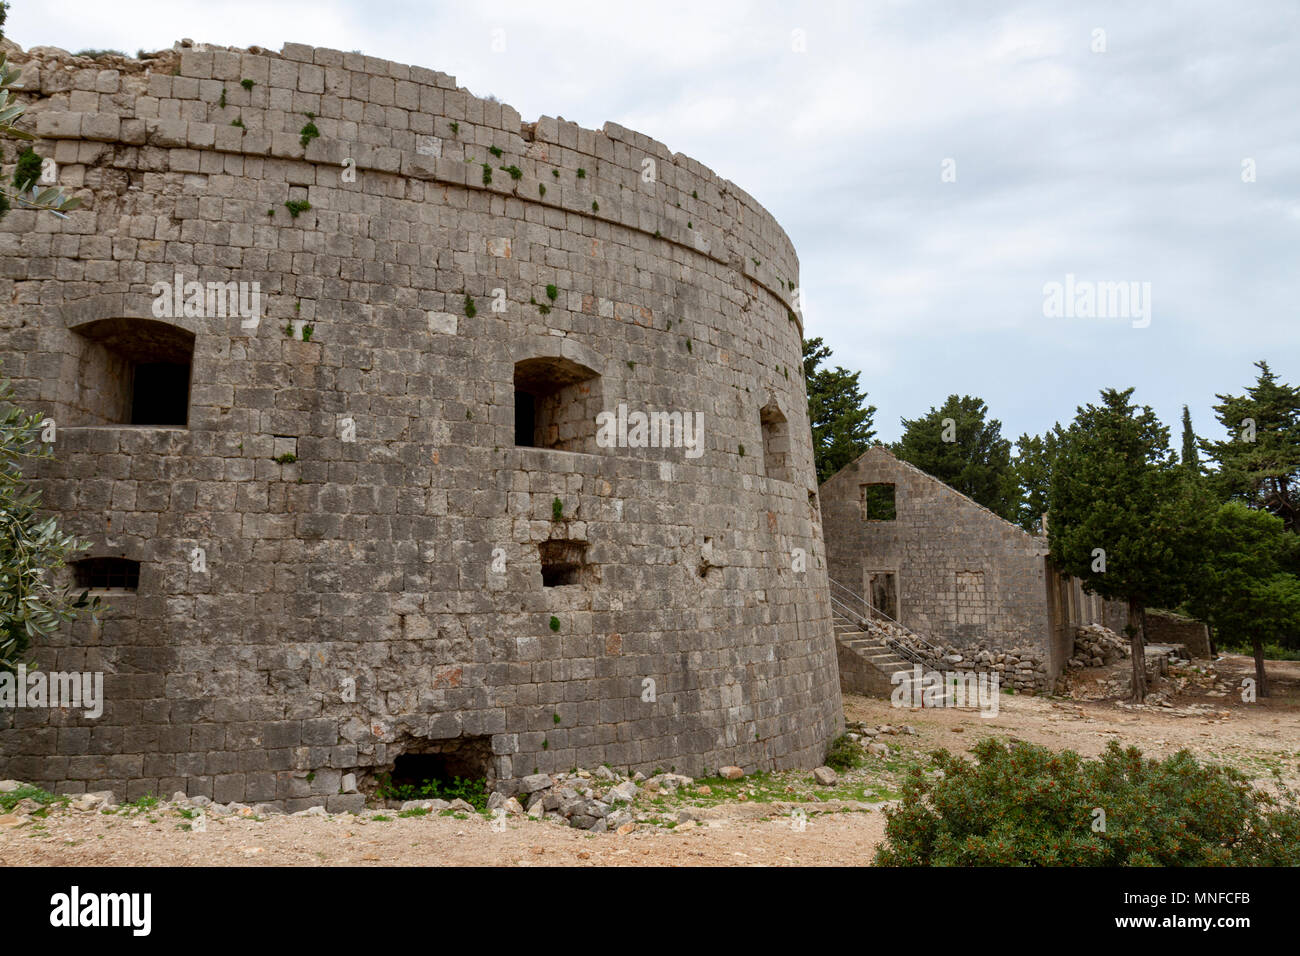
left=861, top=483, right=896, bottom=521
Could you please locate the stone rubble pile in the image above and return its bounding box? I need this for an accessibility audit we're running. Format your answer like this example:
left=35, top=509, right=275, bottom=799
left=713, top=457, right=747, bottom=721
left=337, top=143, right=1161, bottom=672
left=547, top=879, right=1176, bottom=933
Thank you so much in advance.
left=843, top=720, right=918, bottom=757
left=483, top=766, right=694, bottom=832
left=1068, top=624, right=1130, bottom=668
left=887, top=634, right=1051, bottom=693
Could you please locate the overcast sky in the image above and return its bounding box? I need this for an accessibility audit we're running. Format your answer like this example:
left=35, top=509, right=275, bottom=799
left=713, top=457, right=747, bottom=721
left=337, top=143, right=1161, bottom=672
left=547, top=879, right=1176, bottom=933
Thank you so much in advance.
left=16, top=0, right=1299, bottom=445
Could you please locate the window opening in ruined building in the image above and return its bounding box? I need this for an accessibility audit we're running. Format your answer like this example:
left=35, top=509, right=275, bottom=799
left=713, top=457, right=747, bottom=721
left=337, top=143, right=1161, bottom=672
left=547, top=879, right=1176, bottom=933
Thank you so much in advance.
left=861, top=483, right=896, bottom=520
left=513, top=357, right=601, bottom=452
left=868, top=571, right=898, bottom=620
left=69, top=318, right=194, bottom=427
left=72, top=557, right=140, bottom=591
left=539, top=539, right=593, bottom=587
left=759, top=401, right=790, bottom=481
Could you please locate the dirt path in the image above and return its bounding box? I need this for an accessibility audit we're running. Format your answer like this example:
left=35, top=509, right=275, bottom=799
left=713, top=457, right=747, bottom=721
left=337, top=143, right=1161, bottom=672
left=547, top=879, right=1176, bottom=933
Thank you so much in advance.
left=3, top=654, right=1296, bottom=866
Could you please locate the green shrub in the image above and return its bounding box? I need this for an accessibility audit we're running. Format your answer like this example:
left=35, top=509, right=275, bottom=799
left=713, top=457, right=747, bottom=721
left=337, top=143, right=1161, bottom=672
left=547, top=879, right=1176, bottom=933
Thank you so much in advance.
left=825, top=734, right=866, bottom=772
left=374, top=774, right=488, bottom=811
left=875, top=738, right=1300, bottom=866
left=0, top=784, right=62, bottom=813
left=13, top=147, right=42, bottom=191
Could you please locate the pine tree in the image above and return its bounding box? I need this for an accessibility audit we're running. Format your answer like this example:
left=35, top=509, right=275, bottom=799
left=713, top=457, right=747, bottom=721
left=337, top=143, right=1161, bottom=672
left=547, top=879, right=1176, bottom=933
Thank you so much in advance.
left=1180, top=405, right=1199, bottom=475
left=1048, top=388, right=1204, bottom=702
left=1183, top=503, right=1300, bottom=697
left=1012, top=426, right=1063, bottom=532
left=1200, top=361, right=1300, bottom=532
left=893, top=395, right=1017, bottom=520
left=802, top=337, right=877, bottom=484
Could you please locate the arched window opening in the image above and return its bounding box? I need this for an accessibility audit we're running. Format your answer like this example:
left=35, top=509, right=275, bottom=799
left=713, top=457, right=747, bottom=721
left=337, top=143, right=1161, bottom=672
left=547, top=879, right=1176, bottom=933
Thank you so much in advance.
left=69, top=318, right=194, bottom=426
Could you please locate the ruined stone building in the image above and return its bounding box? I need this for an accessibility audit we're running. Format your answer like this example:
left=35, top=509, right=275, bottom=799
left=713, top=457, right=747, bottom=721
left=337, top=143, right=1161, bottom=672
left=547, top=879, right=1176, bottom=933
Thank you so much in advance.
left=0, top=41, right=843, bottom=808
left=821, top=446, right=1127, bottom=693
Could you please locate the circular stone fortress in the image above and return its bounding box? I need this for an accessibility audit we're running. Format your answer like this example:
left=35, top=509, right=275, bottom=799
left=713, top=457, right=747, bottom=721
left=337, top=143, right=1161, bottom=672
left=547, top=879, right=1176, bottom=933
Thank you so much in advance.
left=0, top=41, right=842, bottom=809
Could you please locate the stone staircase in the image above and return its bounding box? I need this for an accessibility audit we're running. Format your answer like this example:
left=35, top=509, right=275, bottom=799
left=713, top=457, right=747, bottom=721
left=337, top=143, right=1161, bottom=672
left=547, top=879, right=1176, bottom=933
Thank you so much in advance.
left=832, top=611, right=923, bottom=701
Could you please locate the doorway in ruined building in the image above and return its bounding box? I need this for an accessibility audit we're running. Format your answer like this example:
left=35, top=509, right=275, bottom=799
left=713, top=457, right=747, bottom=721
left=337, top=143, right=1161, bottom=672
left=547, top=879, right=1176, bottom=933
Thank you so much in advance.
left=513, top=356, right=602, bottom=452
left=68, top=318, right=194, bottom=426
left=385, top=735, right=495, bottom=797
left=867, top=570, right=898, bottom=621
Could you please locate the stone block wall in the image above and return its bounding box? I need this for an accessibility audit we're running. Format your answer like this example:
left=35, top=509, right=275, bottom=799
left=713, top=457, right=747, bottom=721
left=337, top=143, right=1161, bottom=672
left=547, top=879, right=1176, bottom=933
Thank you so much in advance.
left=1145, top=609, right=1211, bottom=659
left=0, top=40, right=842, bottom=807
left=821, top=446, right=1058, bottom=680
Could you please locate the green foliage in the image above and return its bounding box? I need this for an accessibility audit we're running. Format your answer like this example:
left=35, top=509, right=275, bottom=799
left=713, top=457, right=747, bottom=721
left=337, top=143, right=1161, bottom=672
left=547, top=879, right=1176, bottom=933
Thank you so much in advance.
left=1011, top=426, right=1062, bottom=532
left=283, top=199, right=311, bottom=218
left=592, top=200, right=599, bottom=212
left=0, top=783, right=62, bottom=812
left=551, top=168, right=559, bottom=178
left=298, top=119, right=319, bottom=148
left=449, top=121, right=459, bottom=136
left=577, top=168, right=586, bottom=178
left=875, top=738, right=1300, bottom=866
left=488, top=145, right=502, bottom=158
left=374, top=773, right=489, bottom=811
left=551, top=497, right=564, bottom=520
left=1049, top=388, right=1202, bottom=614
left=481, top=163, right=492, bottom=185
left=538, top=183, right=546, bottom=197
left=301, top=324, right=313, bottom=342
left=1180, top=404, right=1199, bottom=475
left=463, top=294, right=476, bottom=318
left=240, top=78, right=255, bottom=90
left=498, top=164, right=521, bottom=180
left=893, top=395, right=1016, bottom=520
left=862, top=483, right=895, bottom=520
left=802, top=337, right=877, bottom=484
left=1183, top=502, right=1300, bottom=689
left=824, top=734, right=866, bottom=772
left=230, top=117, right=245, bottom=129
left=1200, top=361, right=1300, bottom=532
left=273, top=453, right=297, bottom=464
left=218, top=87, right=227, bottom=109
left=545, top=284, right=558, bottom=301
left=12, top=147, right=41, bottom=191
left=0, top=375, right=102, bottom=672
left=549, top=615, right=560, bottom=632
